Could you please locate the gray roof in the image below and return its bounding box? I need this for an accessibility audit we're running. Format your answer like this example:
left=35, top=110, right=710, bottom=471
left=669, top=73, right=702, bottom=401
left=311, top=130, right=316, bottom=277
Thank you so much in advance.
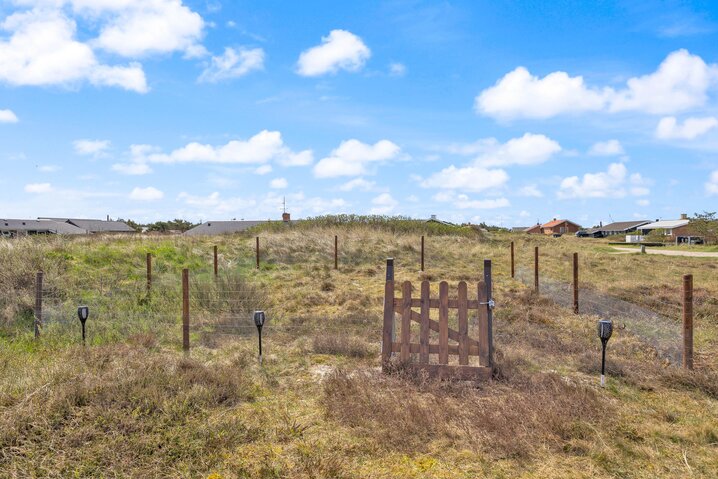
left=590, top=220, right=652, bottom=233
left=1, top=219, right=86, bottom=235
left=184, top=220, right=273, bottom=236
left=40, top=218, right=136, bottom=233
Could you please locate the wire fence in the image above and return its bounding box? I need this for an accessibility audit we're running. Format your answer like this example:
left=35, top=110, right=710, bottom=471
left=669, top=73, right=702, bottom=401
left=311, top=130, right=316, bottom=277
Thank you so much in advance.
left=515, top=267, right=683, bottom=364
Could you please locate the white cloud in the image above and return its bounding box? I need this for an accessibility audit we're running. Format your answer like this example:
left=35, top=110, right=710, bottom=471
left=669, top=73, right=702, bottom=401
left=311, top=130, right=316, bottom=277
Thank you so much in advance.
left=129, top=186, right=163, bottom=201
left=518, top=185, right=543, bottom=197
left=0, top=8, right=147, bottom=92
left=255, top=165, right=272, bottom=175
left=38, top=165, right=60, bottom=172
left=74, top=139, right=110, bottom=155
left=637, top=199, right=650, bottom=206
left=476, top=49, right=718, bottom=119
left=434, top=190, right=510, bottom=209
left=706, top=171, right=718, bottom=196
left=589, top=139, right=624, bottom=156
left=198, top=47, right=264, bottom=82
left=86, top=0, right=205, bottom=58
left=0, top=109, right=18, bottom=123
left=370, top=193, right=397, bottom=214
left=114, top=131, right=312, bottom=174
left=270, top=177, right=287, bottom=189
left=177, top=191, right=347, bottom=218
left=314, top=139, right=401, bottom=178
left=655, top=116, right=718, bottom=139
left=421, top=166, right=509, bottom=192
left=338, top=177, right=376, bottom=191
left=389, top=62, right=406, bottom=77
left=24, top=182, right=53, bottom=193
left=558, top=163, right=650, bottom=199
left=475, top=133, right=561, bottom=167
left=297, top=29, right=370, bottom=76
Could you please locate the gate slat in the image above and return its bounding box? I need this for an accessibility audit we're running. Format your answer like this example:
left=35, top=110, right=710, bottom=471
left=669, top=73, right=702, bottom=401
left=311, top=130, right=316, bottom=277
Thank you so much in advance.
left=420, top=280, right=430, bottom=363
left=458, top=281, right=468, bottom=365
left=477, top=280, right=490, bottom=367
left=439, top=281, right=449, bottom=364
left=401, top=281, right=412, bottom=361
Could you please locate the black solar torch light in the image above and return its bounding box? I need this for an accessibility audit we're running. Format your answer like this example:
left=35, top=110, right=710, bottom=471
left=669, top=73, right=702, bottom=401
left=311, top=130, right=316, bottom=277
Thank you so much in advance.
left=597, top=320, right=613, bottom=387
left=77, top=306, right=89, bottom=346
left=254, top=310, right=266, bottom=365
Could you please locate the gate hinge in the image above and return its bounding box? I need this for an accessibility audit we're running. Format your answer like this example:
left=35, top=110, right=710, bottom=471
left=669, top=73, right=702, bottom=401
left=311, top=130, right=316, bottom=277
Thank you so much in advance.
left=480, top=299, right=496, bottom=310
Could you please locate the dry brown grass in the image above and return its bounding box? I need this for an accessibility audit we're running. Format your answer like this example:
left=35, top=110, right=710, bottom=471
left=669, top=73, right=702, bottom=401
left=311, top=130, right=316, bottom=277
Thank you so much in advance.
left=312, top=334, right=372, bottom=358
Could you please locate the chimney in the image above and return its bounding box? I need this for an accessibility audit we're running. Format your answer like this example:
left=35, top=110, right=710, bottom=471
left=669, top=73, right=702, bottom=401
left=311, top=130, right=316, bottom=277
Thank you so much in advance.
left=430, top=214, right=437, bottom=220
left=282, top=212, right=290, bottom=222
left=106, top=214, right=110, bottom=221
left=680, top=213, right=688, bottom=220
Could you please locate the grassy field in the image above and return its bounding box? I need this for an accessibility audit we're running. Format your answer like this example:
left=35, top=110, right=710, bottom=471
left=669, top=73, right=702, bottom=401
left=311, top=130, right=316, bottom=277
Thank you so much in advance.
left=1, top=224, right=717, bottom=478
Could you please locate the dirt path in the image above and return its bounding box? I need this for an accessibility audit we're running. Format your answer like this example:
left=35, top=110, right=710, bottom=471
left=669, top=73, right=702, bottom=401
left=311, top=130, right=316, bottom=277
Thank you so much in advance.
left=611, top=246, right=718, bottom=258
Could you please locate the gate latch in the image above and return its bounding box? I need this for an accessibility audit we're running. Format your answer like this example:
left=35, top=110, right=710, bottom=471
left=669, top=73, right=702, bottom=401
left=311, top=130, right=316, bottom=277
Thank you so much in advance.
left=480, top=299, right=496, bottom=310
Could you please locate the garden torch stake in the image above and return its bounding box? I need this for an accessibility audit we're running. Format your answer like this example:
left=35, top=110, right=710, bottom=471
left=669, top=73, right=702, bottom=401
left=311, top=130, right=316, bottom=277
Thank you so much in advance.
left=598, top=320, right=613, bottom=387
left=254, top=311, right=266, bottom=365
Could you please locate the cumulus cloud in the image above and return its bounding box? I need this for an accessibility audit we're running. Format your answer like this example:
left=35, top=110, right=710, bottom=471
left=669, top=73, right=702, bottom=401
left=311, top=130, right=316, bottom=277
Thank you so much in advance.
left=706, top=171, right=718, bottom=196
left=129, top=186, right=164, bottom=201
left=270, top=177, right=287, bottom=189
left=0, top=8, right=148, bottom=92
left=475, top=133, right=561, bottom=167
left=558, top=163, right=650, bottom=199
left=421, top=166, right=509, bottom=192
left=655, top=116, right=718, bottom=139
left=113, top=131, right=312, bottom=174
left=25, top=182, right=53, bottom=193
left=297, top=29, right=370, bottom=76
left=0, top=109, right=18, bottom=123
left=389, top=62, right=406, bottom=77
left=313, top=139, right=401, bottom=178
left=476, top=49, right=718, bottom=119
left=74, top=139, right=110, bottom=155
left=369, top=193, right=398, bottom=214
left=589, top=139, right=624, bottom=156
left=198, top=47, right=264, bottom=82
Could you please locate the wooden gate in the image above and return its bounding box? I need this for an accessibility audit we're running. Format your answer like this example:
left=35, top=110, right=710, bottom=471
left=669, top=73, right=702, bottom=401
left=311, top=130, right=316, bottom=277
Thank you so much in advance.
left=381, top=259, right=494, bottom=381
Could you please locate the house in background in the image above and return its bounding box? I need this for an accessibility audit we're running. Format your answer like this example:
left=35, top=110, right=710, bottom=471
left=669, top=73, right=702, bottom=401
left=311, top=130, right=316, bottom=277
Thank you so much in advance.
left=40, top=217, right=136, bottom=234
left=1, top=219, right=86, bottom=237
left=524, top=223, right=542, bottom=234
left=585, top=220, right=652, bottom=238
left=634, top=215, right=700, bottom=244
left=540, top=219, right=581, bottom=235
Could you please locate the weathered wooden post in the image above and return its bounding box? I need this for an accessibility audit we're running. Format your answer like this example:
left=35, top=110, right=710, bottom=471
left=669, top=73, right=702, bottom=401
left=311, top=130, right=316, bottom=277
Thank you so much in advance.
left=420, top=235, right=425, bottom=272
left=683, top=274, right=693, bottom=370
left=334, top=235, right=338, bottom=270
left=510, top=241, right=515, bottom=279
left=255, top=236, right=260, bottom=270
left=573, top=252, right=579, bottom=314
left=213, top=245, right=218, bottom=276
left=381, top=258, right=395, bottom=369
left=146, top=253, right=152, bottom=294
left=484, top=259, right=493, bottom=367
left=182, top=268, right=190, bottom=352
left=534, top=246, right=539, bottom=294
left=34, top=271, right=43, bottom=339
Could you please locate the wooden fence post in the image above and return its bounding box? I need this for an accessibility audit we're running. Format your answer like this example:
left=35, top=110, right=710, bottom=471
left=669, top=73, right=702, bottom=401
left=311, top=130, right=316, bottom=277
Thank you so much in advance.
left=381, top=258, right=395, bottom=369
left=510, top=241, right=515, bottom=279
left=573, top=252, right=579, bottom=314
left=420, top=235, right=425, bottom=272
left=484, top=259, right=493, bottom=367
left=534, top=246, right=539, bottom=294
left=419, top=280, right=430, bottom=364
left=182, top=268, right=190, bottom=352
left=34, top=271, right=43, bottom=339
left=213, top=245, right=218, bottom=276
left=458, top=281, right=469, bottom=365
left=146, top=253, right=152, bottom=294
left=683, top=274, right=693, bottom=370
left=256, top=236, right=260, bottom=270
left=334, top=235, right=338, bottom=270
left=438, top=281, right=449, bottom=365
left=401, top=281, right=412, bottom=362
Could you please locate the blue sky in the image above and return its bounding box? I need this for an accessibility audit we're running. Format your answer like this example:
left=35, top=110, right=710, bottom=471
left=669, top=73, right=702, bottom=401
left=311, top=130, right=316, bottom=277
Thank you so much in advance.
left=1, top=0, right=718, bottom=226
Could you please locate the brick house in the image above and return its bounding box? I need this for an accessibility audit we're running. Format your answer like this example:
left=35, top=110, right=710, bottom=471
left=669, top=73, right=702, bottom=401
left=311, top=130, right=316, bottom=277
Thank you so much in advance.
left=540, top=219, right=581, bottom=235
